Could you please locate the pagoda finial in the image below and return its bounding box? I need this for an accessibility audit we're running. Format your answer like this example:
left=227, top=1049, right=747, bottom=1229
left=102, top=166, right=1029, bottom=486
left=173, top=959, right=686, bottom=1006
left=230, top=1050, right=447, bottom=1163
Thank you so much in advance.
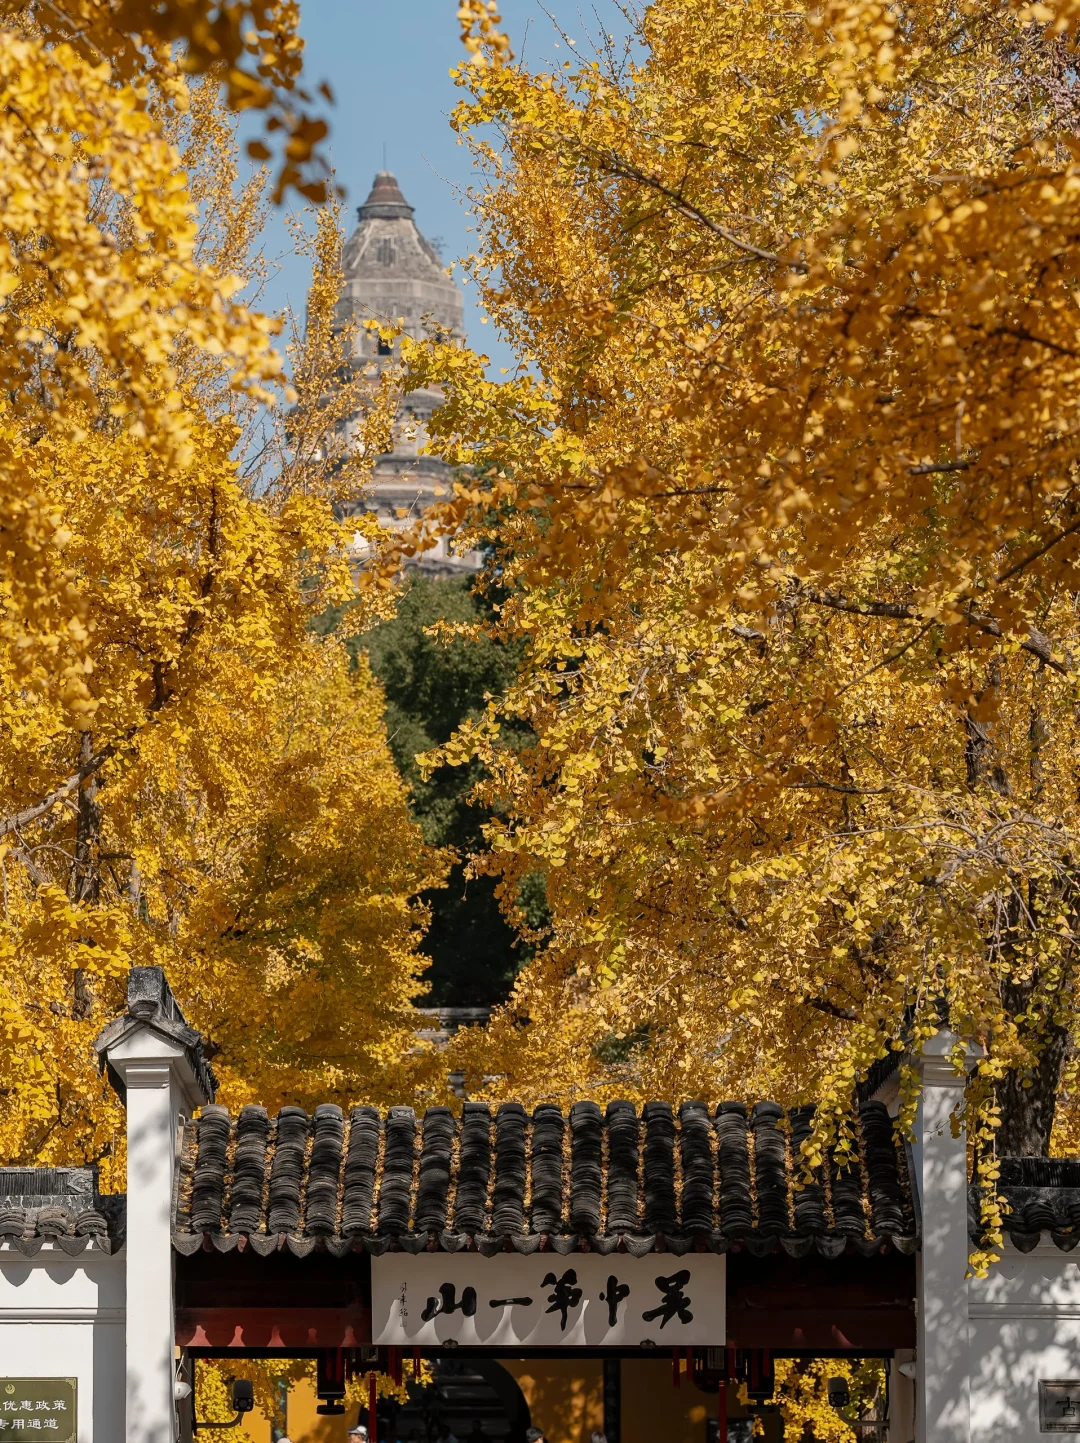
left=358, top=171, right=414, bottom=221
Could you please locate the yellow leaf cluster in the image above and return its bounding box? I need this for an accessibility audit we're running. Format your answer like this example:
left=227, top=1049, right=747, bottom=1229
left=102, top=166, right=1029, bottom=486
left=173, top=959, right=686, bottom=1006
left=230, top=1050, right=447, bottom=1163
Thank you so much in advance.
left=0, top=408, right=448, bottom=1176
left=0, top=29, right=280, bottom=720
left=399, top=0, right=1080, bottom=1233
left=3, top=0, right=328, bottom=200
left=0, top=40, right=449, bottom=1178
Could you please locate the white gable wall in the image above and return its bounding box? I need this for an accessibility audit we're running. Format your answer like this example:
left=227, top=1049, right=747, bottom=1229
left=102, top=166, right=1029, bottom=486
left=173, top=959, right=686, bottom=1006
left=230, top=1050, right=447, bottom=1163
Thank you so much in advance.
left=0, top=1242, right=124, bottom=1442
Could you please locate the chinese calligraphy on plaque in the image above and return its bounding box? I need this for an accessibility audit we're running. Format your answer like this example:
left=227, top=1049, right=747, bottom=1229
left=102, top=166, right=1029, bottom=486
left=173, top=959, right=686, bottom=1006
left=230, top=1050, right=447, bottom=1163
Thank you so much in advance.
left=371, top=1253, right=726, bottom=1346
left=0, top=1382, right=76, bottom=1443
left=1040, top=1381, right=1080, bottom=1432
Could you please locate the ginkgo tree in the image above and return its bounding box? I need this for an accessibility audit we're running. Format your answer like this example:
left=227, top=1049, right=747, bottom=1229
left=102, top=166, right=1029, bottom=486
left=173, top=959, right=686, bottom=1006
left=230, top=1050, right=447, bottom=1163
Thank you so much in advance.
left=0, top=29, right=446, bottom=1177
left=393, top=0, right=1080, bottom=1241
left=2, top=0, right=513, bottom=201
left=0, top=0, right=511, bottom=1175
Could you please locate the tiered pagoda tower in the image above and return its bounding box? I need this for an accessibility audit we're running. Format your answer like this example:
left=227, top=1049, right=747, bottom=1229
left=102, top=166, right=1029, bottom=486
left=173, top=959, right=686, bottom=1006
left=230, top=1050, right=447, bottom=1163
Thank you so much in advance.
left=338, top=171, right=478, bottom=573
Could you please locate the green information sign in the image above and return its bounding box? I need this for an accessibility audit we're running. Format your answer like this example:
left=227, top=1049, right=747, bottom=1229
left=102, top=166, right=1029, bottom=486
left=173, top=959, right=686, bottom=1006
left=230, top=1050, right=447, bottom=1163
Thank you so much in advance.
left=0, top=1380, right=77, bottom=1441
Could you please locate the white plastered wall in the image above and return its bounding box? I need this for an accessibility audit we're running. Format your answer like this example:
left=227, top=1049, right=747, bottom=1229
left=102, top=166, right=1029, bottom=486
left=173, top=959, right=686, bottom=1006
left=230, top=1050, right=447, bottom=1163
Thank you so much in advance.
left=0, top=1242, right=125, bottom=1443
left=967, top=1243, right=1080, bottom=1443
left=904, top=1029, right=1080, bottom=1443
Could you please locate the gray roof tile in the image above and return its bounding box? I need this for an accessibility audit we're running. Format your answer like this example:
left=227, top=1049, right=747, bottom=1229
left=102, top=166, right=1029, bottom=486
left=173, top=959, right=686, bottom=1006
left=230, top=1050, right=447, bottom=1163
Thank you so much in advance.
left=172, top=1099, right=919, bottom=1258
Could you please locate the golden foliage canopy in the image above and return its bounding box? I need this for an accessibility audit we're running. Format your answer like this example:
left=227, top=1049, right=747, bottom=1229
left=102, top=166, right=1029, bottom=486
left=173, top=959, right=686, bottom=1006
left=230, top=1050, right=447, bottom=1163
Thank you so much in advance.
left=3, top=0, right=329, bottom=200
left=0, top=39, right=447, bottom=1179
left=418, top=0, right=1080, bottom=1244
left=0, top=28, right=281, bottom=721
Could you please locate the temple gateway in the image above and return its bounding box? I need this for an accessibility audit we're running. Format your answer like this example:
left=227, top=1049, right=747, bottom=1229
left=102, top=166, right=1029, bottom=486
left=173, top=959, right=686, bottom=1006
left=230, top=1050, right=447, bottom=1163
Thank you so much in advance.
left=1, top=968, right=1078, bottom=1442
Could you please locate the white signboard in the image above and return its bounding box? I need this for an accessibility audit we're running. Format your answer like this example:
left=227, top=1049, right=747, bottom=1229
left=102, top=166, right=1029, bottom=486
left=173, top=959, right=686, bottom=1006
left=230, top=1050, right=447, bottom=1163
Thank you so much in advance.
left=371, top=1251, right=725, bottom=1348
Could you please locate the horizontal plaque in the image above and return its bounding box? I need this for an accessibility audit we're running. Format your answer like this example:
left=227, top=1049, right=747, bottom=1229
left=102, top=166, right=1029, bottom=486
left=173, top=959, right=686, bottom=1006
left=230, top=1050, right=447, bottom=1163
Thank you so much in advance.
left=372, top=1251, right=725, bottom=1347
left=0, top=1380, right=77, bottom=1440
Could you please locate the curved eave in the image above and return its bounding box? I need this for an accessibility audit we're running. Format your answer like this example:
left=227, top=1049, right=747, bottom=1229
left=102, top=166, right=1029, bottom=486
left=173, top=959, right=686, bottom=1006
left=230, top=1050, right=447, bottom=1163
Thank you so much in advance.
left=173, top=1227, right=918, bottom=1259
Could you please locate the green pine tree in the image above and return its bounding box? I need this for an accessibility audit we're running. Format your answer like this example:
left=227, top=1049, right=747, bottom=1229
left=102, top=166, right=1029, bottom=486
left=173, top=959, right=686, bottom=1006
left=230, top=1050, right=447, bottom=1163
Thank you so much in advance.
left=356, top=573, right=542, bottom=1006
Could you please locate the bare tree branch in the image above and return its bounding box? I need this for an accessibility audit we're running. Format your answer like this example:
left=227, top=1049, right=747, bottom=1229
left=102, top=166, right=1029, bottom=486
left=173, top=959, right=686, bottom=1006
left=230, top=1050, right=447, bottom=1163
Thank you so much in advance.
left=909, top=459, right=972, bottom=475
left=798, top=586, right=1068, bottom=675
left=997, top=515, right=1080, bottom=584
left=807, top=995, right=858, bottom=1021
left=0, top=745, right=114, bottom=841
left=799, top=587, right=918, bottom=620
left=559, top=138, right=801, bottom=269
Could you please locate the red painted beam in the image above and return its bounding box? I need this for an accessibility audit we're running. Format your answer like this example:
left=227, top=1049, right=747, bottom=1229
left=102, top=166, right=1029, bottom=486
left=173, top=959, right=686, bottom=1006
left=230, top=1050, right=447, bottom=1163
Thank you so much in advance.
left=176, top=1307, right=371, bottom=1350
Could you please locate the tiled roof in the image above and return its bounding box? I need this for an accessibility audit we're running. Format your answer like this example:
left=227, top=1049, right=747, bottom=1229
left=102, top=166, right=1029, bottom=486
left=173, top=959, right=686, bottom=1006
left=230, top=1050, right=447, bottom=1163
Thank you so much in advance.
left=979, top=1157, right=1080, bottom=1253
left=357, top=170, right=415, bottom=220
left=172, top=1099, right=918, bottom=1259
left=0, top=1167, right=123, bottom=1255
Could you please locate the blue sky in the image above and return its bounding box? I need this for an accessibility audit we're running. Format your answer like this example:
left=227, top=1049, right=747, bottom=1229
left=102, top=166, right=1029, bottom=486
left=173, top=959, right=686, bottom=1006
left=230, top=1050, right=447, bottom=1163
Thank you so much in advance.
left=243, top=1, right=635, bottom=373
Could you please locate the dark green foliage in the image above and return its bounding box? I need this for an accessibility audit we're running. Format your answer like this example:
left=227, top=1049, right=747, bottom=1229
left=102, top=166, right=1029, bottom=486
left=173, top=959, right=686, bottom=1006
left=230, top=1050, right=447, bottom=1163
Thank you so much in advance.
left=355, top=573, right=540, bottom=1006
left=592, top=1024, right=654, bottom=1065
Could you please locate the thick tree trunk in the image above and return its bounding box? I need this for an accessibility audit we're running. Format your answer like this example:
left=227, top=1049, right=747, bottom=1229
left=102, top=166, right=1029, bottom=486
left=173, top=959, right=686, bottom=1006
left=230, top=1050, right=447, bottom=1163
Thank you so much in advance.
left=72, top=731, right=101, bottom=904
left=995, top=1008, right=1069, bottom=1156
left=71, top=731, right=101, bottom=1021
left=992, top=688, right=1070, bottom=1156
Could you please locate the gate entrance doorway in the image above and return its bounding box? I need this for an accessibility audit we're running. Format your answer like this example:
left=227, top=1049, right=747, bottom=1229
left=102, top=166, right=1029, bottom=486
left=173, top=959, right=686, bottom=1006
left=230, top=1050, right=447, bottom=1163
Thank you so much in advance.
left=174, top=1096, right=916, bottom=1442
left=391, top=1358, right=531, bottom=1443
left=184, top=1345, right=893, bottom=1442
